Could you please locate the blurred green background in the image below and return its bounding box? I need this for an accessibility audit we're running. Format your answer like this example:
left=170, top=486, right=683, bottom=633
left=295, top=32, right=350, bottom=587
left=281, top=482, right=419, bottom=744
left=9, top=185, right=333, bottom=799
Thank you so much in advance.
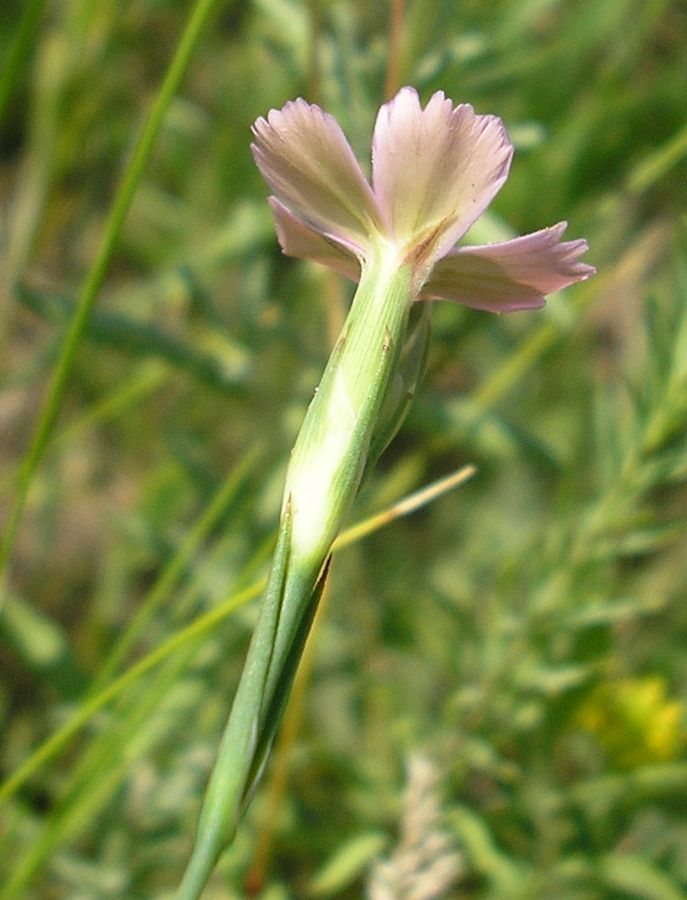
left=1, top=1, right=686, bottom=897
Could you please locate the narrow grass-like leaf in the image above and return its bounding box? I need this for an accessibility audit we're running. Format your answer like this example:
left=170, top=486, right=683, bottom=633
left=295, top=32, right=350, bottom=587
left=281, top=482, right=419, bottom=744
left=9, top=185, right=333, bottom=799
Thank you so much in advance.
left=0, top=0, right=225, bottom=581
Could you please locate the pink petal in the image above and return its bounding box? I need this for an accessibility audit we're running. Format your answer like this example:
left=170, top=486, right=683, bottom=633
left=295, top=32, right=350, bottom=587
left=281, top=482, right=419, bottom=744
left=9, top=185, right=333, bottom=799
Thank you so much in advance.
left=421, top=222, right=595, bottom=313
left=251, top=99, right=385, bottom=257
left=269, top=197, right=361, bottom=281
left=372, top=87, right=513, bottom=264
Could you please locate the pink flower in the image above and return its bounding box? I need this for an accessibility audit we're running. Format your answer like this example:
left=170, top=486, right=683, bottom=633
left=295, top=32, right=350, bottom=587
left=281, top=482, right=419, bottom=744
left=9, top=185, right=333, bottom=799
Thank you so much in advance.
left=251, top=87, right=594, bottom=312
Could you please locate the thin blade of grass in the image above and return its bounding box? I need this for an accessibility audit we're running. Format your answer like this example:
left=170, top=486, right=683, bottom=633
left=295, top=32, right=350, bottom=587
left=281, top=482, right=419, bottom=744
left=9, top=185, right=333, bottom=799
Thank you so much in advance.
left=0, top=0, right=225, bottom=584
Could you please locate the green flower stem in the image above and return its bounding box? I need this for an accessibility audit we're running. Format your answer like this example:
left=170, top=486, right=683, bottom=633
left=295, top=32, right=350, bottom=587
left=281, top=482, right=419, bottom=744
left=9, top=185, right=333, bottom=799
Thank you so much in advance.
left=0, top=0, right=46, bottom=127
left=177, top=248, right=414, bottom=899
left=284, top=246, right=413, bottom=575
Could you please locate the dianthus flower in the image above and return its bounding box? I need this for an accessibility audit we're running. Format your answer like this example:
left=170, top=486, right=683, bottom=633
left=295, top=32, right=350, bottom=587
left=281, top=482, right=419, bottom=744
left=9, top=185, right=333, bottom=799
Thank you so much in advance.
left=252, top=86, right=594, bottom=310
left=177, top=88, right=594, bottom=900
left=251, top=87, right=593, bottom=569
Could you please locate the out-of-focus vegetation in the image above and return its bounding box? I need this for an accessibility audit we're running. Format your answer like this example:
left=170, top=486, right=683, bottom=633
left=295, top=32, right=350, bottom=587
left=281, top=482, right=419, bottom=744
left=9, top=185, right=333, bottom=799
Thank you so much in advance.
left=1, top=1, right=686, bottom=897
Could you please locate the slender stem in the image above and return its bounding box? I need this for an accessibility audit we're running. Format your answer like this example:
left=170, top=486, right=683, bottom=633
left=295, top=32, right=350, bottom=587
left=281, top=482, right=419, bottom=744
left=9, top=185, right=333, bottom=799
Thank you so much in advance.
left=284, top=248, right=413, bottom=571
left=0, top=0, right=222, bottom=584
left=244, top=576, right=332, bottom=896
left=177, top=251, right=413, bottom=898
left=384, top=0, right=406, bottom=100
left=176, top=514, right=297, bottom=899
left=306, top=0, right=322, bottom=104
left=0, top=0, right=46, bottom=125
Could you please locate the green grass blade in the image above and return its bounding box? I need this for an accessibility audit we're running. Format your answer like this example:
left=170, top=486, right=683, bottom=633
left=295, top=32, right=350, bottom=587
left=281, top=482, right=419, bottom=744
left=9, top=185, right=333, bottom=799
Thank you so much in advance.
left=0, top=0, right=225, bottom=583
